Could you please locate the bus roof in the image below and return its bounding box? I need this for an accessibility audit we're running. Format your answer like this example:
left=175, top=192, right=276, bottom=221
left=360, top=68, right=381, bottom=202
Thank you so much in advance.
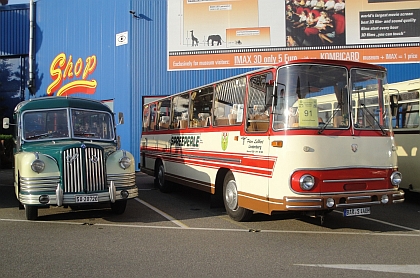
left=143, top=59, right=387, bottom=105
left=283, top=59, right=386, bottom=71
left=15, top=96, right=113, bottom=113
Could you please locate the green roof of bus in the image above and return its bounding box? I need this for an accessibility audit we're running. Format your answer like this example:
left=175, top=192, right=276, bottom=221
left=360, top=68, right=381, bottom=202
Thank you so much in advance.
left=15, top=97, right=112, bottom=113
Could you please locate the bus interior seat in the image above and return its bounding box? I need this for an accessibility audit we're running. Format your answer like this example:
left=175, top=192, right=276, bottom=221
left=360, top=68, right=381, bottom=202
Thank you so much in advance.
left=333, top=115, right=342, bottom=127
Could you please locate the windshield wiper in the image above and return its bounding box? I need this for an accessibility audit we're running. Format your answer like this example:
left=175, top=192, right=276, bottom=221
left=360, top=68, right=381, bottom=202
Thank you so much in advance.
left=26, top=132, right=50, bottom=140
left=359, top=103, right=387, bottom=135
left=318, top=104, right=342, bottom=134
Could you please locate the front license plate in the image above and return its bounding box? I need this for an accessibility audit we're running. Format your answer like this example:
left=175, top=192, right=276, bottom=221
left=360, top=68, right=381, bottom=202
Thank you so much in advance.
left=343, top=207, right=371, bottom=217
left=75, top=195, right=99, bottom=203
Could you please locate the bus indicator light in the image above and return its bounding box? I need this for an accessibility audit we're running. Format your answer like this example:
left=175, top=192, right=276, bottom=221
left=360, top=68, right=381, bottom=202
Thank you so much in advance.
left=271, top=141, right=283, bottom=148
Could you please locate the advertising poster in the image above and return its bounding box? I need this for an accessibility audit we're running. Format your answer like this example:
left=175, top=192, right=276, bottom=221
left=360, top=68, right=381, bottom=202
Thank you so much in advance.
left=167, top=0, right=419, bottom=70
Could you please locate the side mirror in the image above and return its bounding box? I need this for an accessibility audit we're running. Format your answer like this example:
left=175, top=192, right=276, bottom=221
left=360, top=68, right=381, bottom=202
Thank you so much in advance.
left=3, top=118, right=10, bottom=129
left=118, top=112, right=124, bottom=125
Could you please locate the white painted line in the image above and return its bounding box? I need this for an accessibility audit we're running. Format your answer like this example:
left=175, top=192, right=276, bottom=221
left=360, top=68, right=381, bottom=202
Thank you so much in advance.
left=296, top=264, right=420, bottom=275
left=135, top=198, right=189, bottom=228
left=1, top=218, right=420, bottom=237
left=333, top=210, right=420, bottom=233
left=358, top=215, right=420, bottom=233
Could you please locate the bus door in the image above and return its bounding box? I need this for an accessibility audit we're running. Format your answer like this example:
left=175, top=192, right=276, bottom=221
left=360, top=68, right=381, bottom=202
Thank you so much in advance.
left=244, top=72, right=274, bottom=214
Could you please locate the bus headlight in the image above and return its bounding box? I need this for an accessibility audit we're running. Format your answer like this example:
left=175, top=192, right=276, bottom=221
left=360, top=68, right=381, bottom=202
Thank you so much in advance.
left=119, top=156, right=132, bottom=169
left=31, top=159, right=45, bottom=173
left=299, top=174, right=315, bottom=190
left=390, top=171, right=402, bottom=187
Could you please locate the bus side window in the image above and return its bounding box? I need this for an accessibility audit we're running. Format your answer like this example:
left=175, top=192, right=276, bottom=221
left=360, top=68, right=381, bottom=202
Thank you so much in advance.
left=171, top=93, right=189, bottom=129
left=191, top=87, right=213, bottom=128
left=158, top=99, right=171, bottom=130
left=148, top=103, right=157, bottom=131
left=214, top=77, right=245, bottom=126
left=247, top=73, right=271, bottom=132
left=142, top=104, right=150, bottom=132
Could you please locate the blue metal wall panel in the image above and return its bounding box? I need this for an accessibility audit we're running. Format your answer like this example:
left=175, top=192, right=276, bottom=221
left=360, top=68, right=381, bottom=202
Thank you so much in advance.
left=381, top=63, right=420, bottom=84
left=34, top=0, right=134, bottom=157
left=130, top=0, right=254, bottom=168
left=0, top=4, right=29, bottom=56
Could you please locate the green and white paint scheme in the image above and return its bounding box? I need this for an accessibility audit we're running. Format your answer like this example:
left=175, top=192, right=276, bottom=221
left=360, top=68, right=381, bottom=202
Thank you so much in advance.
left=3, top=97, right=138, bottom=220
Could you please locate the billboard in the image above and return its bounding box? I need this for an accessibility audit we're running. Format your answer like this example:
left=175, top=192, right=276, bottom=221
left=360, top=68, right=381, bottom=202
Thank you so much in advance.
left=167, top=0, right=420, bottom=70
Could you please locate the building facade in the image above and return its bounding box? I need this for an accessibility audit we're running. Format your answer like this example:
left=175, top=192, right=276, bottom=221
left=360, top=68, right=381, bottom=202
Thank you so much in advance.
left=1, top=0, right=419, bottom=170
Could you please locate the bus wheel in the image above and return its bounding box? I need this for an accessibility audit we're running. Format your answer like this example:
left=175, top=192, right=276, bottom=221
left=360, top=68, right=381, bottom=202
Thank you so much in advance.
left=111, top=200, right=127, bottom=214
left=25, top=205, right=38, bottom=220
left=223, top=172, right=253, bottom=222
left=155, top=162, right=172, bottom=193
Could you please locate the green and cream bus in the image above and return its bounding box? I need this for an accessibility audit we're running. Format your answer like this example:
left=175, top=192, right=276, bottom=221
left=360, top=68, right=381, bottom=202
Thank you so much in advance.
left=3, top=96, right=138, bottom=220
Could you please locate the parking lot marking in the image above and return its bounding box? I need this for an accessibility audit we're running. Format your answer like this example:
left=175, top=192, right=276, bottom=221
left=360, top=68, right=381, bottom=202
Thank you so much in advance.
left=1, top=218, right=420, bottom=237
left=357, top=215, right=420, bottom=233
left=295, top=264, right=420, bottom=275
left=135, top=198, right=189, bottom=228
left=333, top=211, right=420, bottom=233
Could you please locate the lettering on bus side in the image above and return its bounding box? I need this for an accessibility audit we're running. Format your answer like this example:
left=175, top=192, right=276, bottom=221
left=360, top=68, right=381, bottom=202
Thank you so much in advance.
left=170, top=135, right=201, bottom=147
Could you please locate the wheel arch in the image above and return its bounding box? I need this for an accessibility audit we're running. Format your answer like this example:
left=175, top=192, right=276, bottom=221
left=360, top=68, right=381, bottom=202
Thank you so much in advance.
left=154, top=157, right=164, bottom=177
left=215, top=167, right=230, bottom=196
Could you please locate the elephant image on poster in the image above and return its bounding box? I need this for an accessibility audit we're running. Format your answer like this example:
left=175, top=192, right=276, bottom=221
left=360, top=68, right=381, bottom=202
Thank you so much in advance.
left=207, top=35, right=223, bottom=46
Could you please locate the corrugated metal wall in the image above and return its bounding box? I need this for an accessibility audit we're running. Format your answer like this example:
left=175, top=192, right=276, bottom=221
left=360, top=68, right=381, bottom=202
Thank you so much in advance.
left=382, top=63, right=420, bottom=84
left=0, top=4, right=29, bottom=56
left=35, top=0, right=135, bottom=161
left=130, top=0, right=253, bottom=168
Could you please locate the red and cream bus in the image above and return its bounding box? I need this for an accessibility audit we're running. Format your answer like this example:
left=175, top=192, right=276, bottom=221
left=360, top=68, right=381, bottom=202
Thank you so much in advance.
left=140, top=59, right=404, bottom=222
left=387, top=78, right=420, bottom=193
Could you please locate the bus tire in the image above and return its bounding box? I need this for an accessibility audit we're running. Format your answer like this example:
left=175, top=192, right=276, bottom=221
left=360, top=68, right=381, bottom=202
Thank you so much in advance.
left=25, top=205, right=38, bottom=220
left=111, top=200, right=127, bottom=214
left=223, top=172, right=253, bottom=222
left=155, top=162, right=172, bottom=193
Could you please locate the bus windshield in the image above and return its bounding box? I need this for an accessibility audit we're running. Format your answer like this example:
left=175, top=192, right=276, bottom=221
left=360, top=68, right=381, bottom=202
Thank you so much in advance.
left=22, top=108, right=114, bottom=141
left=351, top=69, right=388, bottom=131
left=274, top=64, right=388, bottom=131
left=274, top=64, right=349, bottom=130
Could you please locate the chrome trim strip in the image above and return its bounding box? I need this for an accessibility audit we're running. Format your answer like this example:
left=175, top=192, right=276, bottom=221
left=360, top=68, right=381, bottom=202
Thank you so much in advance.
left=318, top=189, right=398, bottom=195
left=19, top=188, right=138, bottom=205
left=323, top=178, right=385, bottom=183
left=393, top=199, right=405, bottom=204
left=336, top=201, right=381, bottom=208
left=286, top=205, right=322, bottom=209
left=285, top=197, right=322, bottom=203
left=145, top=150, right=242, bottom=164
left=393, top=192, right=405, bottom=197
left=347, top=196, right=371, bottom=200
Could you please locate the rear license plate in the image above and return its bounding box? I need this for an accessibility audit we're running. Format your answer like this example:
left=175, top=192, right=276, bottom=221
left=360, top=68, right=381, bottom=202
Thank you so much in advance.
left=343, top=207, right=370, bottom=217
left=75, top=195, right=98, bottom=203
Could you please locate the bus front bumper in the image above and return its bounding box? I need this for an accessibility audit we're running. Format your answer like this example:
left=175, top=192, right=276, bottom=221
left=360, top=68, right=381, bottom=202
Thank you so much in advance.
left=283, top=189, right=405, bottom=211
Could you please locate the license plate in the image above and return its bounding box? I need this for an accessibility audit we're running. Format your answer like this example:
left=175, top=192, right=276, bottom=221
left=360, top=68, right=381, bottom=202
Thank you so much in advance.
left=343, top=207, right=370, bottom=217
left=75, top=195, right=98, bottom=203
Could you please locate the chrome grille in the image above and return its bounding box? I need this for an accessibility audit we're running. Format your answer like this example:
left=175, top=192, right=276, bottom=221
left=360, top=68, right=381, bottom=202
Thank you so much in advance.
left=63, top=147, right=106, bottom=193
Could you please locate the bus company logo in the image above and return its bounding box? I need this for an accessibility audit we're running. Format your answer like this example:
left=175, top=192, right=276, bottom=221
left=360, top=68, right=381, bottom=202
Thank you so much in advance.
left=351, top=144, right=358, bottom=152
left=170, top=135, right=200, bottom=148
left=47, top=53, right=97, bottom=96
left=66, top=153, right=79, bottom=164
left=221, top=132, right=228, bottom=151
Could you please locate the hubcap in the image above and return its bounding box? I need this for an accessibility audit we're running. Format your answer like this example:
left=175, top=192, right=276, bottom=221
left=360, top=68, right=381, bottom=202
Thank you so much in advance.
left=225, top=180, right=238, bottom=211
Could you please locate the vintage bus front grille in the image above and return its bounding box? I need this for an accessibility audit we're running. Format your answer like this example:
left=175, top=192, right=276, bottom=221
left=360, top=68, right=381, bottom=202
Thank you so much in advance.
left=63, top=147, right=106, bottom=193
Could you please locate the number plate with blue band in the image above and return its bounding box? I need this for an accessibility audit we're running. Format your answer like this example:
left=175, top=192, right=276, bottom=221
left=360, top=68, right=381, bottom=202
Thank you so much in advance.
left=343, top=207, right=370, bottom=217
